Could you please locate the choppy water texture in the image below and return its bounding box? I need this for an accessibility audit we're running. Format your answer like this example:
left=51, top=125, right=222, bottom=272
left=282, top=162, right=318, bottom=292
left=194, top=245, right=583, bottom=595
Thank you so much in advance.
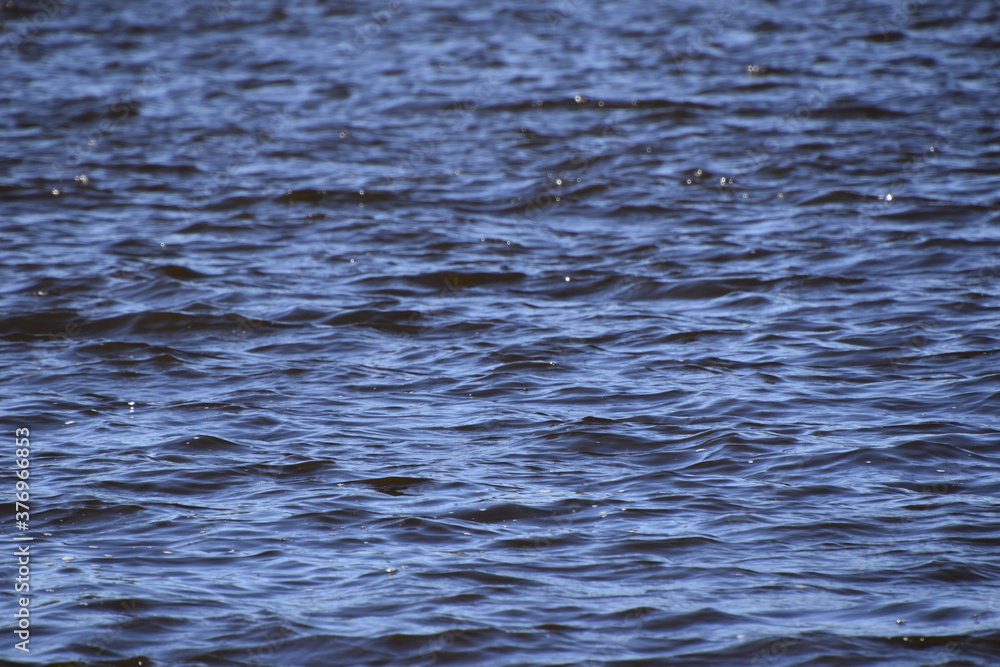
left=2, top=0, right=1000, bottom=664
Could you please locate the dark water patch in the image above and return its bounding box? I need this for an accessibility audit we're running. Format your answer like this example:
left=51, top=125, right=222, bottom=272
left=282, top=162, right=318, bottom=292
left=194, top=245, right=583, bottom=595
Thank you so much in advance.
left=339, top=476, right=435, bottom=497
left=70, top=311, right=287, bottom=338
left=864, top=30, right=907, bottom=43
left=152, top=264, right=214, bottom=281
left=322, top=309, right=426, bottom=333
left=0, top=309, right=82, bottom=339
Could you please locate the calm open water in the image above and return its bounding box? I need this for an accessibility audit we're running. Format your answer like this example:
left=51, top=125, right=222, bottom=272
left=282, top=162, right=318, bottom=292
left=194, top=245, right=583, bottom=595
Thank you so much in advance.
left=2, top=0, right=1000, bottom=665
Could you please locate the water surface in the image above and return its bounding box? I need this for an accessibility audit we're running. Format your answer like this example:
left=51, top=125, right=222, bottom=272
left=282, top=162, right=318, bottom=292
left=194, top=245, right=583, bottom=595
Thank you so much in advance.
left=2, top=0, right=999, bottom=665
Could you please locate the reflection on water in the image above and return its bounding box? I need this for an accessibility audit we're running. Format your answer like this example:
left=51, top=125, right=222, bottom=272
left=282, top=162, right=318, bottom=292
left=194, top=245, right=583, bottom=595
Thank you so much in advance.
left=2, top=0, right=999, bottom=664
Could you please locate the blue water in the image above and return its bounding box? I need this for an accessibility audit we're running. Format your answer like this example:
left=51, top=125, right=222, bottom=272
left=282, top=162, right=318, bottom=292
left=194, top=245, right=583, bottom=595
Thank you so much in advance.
left=2, top=0, right=999, bottom=664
